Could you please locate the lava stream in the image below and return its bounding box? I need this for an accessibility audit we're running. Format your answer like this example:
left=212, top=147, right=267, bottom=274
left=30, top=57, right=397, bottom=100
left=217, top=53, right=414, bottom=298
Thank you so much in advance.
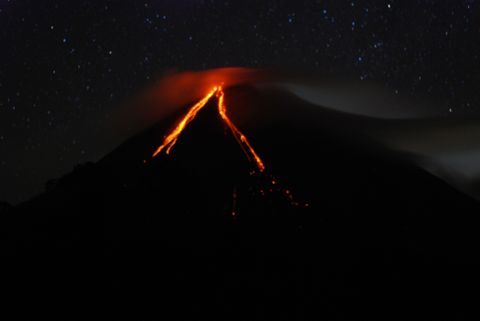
left=152, top=86, right=265, bottom=173
left=152, top=86, right=218, bottom=157
left=216, top=87, right=265, bottom=172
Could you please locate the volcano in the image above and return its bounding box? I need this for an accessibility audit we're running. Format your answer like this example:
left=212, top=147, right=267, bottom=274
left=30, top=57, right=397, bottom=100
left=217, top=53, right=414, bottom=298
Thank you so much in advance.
left=3, top=85, right=480, bottom=320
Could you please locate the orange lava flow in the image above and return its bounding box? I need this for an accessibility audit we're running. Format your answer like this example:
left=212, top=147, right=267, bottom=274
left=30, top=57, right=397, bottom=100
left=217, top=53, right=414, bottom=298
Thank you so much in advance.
left=152, top=86, right=265, bottom=173
left=152, top=86, right=218, bottom=157
left=216, top=87, right=265, bottom=172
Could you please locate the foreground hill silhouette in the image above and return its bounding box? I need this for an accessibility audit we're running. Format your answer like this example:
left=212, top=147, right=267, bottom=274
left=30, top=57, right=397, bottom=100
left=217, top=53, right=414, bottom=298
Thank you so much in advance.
left=3, top=85, right=480, bottom=320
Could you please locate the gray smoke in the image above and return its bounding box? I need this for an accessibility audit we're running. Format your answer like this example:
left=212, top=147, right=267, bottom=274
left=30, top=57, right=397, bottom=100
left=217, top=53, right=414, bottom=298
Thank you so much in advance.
left=260, top=79, right=480, bottom=200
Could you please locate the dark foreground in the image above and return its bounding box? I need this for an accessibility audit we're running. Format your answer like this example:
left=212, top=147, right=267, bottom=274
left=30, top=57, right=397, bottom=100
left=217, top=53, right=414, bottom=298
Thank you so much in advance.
left=2, top=86, right=479, bottom=320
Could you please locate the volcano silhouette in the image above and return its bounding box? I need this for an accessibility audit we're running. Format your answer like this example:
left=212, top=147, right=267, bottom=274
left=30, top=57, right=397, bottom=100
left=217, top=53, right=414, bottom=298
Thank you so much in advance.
left=3, top=85, right=480, bottom=320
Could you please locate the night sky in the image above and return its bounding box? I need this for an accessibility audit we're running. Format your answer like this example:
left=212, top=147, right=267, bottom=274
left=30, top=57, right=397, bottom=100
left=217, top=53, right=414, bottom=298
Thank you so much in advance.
left=1, top=0, right=479, bottom=203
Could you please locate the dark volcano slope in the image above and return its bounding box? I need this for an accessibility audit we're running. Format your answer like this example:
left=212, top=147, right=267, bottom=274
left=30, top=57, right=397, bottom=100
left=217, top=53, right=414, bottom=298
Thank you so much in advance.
left=2, top=86, right=480, bottom=320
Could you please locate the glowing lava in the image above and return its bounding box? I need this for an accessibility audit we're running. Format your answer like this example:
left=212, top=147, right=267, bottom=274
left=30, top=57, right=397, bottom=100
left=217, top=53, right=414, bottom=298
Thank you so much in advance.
left=216, top=88, right=265, bottom=172
left=152, top=86, right=218, bottom=157
left=152, top=86, right=265, bottom=173
left=150, top=85, right=307, bottom=212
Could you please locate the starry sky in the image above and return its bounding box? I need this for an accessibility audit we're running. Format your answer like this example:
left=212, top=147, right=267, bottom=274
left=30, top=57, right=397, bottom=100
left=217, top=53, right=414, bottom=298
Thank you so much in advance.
left=0, top=0, right=479, bottom=203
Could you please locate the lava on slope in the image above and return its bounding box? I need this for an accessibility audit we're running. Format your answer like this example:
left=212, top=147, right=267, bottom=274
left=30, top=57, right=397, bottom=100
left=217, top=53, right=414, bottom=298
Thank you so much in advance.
left=151, top=86, right=219, bottom=158
left=152, top=86, right=265, bottom=173
left=149, top=85, right=302, bottom=213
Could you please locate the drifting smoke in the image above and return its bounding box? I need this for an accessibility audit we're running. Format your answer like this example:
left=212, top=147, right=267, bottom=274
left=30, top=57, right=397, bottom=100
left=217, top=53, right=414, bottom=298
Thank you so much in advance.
left=259, top=77, right=480, bottom=200
left=120, top=67, right=480, bottom=200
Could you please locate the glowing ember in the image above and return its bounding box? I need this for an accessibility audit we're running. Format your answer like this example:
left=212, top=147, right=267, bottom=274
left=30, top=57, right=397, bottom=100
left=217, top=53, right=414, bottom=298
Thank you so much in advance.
left=152, top=85, right=265, bottom=173
left=231, top=186, right=238, bottom=217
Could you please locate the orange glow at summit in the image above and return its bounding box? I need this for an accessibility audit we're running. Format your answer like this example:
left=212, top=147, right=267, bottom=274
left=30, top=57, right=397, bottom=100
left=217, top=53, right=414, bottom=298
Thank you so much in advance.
left=152, top=85, right=265, bottom=173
